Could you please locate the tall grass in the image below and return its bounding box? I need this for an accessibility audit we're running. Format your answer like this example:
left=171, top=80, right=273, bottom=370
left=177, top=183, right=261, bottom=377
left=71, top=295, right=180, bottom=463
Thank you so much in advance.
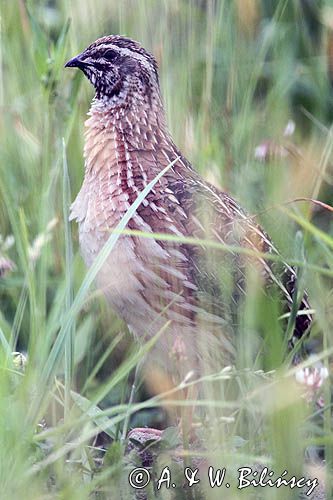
left=0, top=0, right=332, bottom=498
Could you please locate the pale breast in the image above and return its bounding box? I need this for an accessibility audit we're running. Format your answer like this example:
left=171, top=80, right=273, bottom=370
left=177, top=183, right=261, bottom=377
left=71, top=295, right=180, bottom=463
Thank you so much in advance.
left=71, top=176, right=171, bottom=332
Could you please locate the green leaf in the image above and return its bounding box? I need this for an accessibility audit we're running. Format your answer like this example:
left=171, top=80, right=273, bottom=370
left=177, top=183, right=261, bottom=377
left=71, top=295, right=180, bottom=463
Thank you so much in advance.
left=71, top=390, right=116, bottom=439
left=62, top=139, right=75, bottom=419
left=26, top=6, right=49, bottom=79
left=31, top=156, right=180, bottom=421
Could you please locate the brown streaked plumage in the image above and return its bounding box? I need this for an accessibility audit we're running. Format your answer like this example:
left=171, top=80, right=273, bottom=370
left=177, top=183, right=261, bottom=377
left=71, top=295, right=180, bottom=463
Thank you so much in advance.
left=65, top=35, right=312, bottom=380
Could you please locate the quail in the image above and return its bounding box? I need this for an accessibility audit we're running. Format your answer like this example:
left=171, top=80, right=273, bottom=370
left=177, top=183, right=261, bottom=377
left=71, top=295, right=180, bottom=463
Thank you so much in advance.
left=65, top=36, right=312, bottom=383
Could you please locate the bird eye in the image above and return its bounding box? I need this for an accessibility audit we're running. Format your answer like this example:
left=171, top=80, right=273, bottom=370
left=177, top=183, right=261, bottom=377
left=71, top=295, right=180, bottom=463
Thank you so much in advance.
left=104, top=49, right=118, bottom=61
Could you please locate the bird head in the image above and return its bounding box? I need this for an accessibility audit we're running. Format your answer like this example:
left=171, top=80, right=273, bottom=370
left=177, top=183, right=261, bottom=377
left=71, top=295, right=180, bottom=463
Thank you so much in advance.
left=65, top=35, right=160, bottom=103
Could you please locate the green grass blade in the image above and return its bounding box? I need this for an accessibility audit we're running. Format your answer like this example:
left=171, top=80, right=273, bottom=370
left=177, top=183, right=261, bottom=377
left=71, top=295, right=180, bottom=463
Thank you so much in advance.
left=62, top=139, right=75, bottom=420
left=30, top=156, right=179, bottom=421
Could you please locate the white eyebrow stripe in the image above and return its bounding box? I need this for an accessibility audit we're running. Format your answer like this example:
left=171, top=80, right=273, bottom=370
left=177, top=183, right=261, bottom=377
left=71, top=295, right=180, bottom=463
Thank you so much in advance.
left=96, top=43, right=153, bottom=72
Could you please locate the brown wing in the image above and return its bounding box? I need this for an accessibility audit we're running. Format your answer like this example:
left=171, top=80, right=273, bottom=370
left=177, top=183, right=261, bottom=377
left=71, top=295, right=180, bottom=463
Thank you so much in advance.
left=132, top=145, right=311, bottom=344
left=123, top=121, right=312, bottom=349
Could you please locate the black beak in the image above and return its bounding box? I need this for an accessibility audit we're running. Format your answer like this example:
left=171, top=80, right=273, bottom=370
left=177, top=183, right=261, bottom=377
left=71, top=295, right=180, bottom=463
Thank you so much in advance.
left=64, top=54, right=85, bottom=69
